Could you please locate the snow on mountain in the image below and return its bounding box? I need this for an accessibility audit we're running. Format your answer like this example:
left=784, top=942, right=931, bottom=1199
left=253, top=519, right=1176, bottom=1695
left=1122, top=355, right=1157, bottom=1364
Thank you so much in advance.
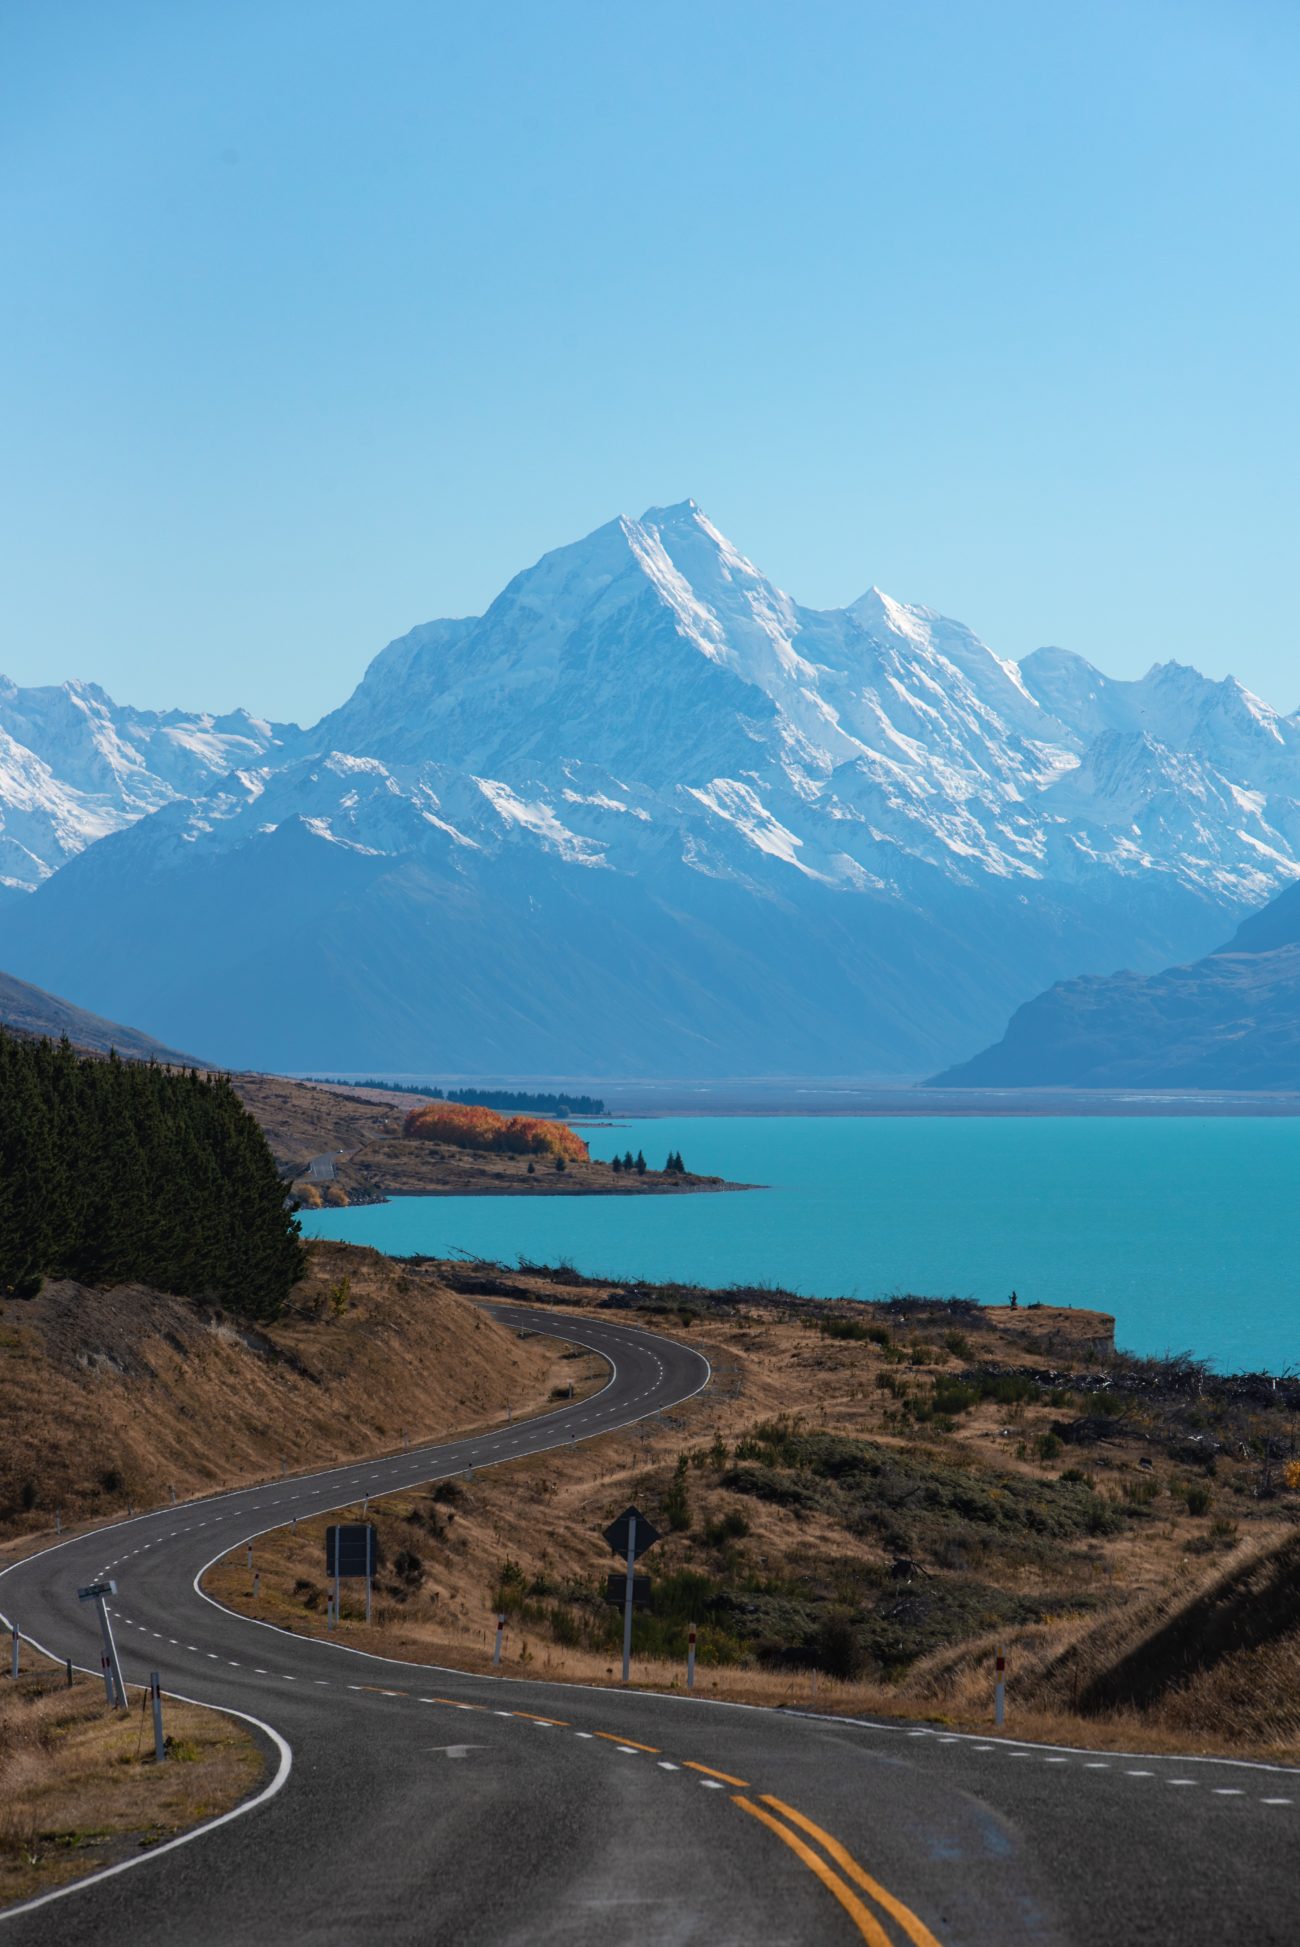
left=6, top=501, right=1300, bottom=1076
left=0, top=678, right=298, bottom=890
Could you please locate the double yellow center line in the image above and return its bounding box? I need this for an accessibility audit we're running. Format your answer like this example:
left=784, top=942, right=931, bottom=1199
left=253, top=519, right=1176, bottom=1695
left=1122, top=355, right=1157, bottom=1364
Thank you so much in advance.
left=734, top=1794, right=943, bottom=1947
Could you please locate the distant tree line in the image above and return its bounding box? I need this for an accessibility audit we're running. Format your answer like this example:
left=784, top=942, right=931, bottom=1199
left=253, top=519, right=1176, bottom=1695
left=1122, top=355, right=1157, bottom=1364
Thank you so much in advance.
left=306, top=1077, right=605, bottom=1116
left=0, top=1032, right=304, bottom=1319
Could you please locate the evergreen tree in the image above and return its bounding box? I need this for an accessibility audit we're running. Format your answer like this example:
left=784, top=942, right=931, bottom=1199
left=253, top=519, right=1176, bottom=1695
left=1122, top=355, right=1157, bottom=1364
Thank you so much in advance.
left=0, top=1031, right=303, bottom=1318
left=611, top=1153, right=623, bottom=1174
left=635, top=1150, right=647, bottom=1175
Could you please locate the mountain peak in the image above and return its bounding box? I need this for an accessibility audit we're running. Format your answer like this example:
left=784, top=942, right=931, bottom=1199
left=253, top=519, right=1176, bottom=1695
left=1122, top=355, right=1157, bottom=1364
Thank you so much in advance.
left=637, top=498, right=703, bottom=527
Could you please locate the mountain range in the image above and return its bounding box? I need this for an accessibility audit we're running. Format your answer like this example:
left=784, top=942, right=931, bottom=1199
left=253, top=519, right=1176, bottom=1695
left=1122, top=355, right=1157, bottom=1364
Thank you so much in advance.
left=933, top=879, right=1300, bottom=1090
left=2, top=501, right=1298, bottom=1078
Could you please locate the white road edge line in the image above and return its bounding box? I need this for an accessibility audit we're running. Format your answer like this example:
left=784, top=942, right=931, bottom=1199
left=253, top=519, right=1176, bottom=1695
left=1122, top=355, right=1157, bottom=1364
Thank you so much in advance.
left=0, top=1654, right=291, bottom=1929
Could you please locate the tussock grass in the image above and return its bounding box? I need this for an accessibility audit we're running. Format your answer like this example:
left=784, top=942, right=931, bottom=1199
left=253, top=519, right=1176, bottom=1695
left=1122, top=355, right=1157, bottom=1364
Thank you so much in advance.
left=0, top=1648, right=262, bottom=1908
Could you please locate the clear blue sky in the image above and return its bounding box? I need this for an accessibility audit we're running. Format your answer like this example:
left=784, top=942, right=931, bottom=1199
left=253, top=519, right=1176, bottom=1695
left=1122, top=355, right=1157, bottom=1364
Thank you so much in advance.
left=3, top=0, right=1298, bottom=725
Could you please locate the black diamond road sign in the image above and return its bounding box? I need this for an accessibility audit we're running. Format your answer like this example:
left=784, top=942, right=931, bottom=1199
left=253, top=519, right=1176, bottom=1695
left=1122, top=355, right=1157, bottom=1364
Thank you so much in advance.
left=602, top=1506, right=661, bottom=1560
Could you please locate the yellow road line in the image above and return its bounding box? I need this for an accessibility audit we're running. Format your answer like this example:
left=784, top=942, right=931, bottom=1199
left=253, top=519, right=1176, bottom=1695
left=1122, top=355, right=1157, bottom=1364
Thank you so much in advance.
left=761, top=1795, right=944, bottom=1947
left=683, top=1759, right=751, bottom=1788
left=732, top=1798, right=892, bottom=1947
left=594, top=1731, right=660, bottom=1752
left=514, top=1711, right=569, bottom=1725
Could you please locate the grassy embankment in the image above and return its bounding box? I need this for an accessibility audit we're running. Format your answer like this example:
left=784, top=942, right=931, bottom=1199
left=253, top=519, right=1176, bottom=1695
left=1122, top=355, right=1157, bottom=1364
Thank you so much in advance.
left=0, top=1241, right=604, bottom=1548
left=0, top=1644, right=263, bottom=1908
left=207, top=1265, right=1300, bottom=1763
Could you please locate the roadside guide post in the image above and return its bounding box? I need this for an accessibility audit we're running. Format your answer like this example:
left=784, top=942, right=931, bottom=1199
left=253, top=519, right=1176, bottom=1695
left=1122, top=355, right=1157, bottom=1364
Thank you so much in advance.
left=603, top=1507, right=662, bottom=1685
left=622, top=1515, right=637, bottom=1683
left=687, top=1623, right=697, bottom=1691
left=995, top=1646, right=1006, bottom=1728
left=493, top=1612, right=505, bottom=1666
left=149, top=1671, right=166, bottom=1761
left=365, top=1524, right=373, bottom=1626
left=9, top=1622, right=18, bottom=1679
left=78, top=1580, right=126, bottom=1708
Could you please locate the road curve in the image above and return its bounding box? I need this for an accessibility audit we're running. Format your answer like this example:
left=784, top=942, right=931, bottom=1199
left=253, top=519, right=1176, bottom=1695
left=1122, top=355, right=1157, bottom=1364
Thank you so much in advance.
left=2, top=1307, right=1297, bottom=1946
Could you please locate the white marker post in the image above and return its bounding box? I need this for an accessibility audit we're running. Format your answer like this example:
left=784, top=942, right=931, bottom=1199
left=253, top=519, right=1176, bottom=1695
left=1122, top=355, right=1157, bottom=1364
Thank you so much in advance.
left=78, top=1580, right=126, bottom=1709
left=149, top=1671, right=166, bottom=1762
left=994, top=1646, right=1006, bottom=1728
left=493, top=1612, right=505, bottom=1666
left=9, top=1622, right=18, bottom=1679
left=622, top=1512, right=638, bottom=1684
left=687, top=1623, right=697, bottom=1691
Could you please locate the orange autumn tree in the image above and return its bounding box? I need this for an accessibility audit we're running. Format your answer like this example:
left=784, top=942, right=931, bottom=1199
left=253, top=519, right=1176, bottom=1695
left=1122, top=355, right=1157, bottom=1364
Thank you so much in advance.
left=403, top=1099, right=588, bottom=1163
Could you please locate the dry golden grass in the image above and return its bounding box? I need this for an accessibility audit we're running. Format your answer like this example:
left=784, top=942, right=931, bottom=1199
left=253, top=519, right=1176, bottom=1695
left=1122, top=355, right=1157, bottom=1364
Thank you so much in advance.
left=0, top=1243, right=595, bottom=1547
left=0, top=1647, right=263, bottom=1908
left=204, top=1294, right=1300, bottom=1765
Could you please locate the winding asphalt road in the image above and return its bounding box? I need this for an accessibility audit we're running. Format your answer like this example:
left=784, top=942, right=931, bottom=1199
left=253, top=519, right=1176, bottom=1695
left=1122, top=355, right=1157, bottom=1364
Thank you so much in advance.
left=2, top=1307, right=1298, bottom=1945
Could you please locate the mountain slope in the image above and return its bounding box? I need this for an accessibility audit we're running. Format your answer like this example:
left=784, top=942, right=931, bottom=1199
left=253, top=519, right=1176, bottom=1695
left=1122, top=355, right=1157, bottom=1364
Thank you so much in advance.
left=0, top=967, right=202, bottom=1063
left=5, top=501, right=1300, bottom=1077
left=930, top=881, right=1300, bottom=1089
left=0, top=677, right=298, bottom=892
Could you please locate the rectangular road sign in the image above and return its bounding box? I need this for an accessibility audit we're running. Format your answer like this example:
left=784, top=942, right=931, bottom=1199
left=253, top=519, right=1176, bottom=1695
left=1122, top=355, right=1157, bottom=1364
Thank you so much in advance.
left=326, top=1524, right=377, bottom=1578
left=77, top=1580, right=117, bottom=1600
left=605, top=1574, right=652, bottom=1609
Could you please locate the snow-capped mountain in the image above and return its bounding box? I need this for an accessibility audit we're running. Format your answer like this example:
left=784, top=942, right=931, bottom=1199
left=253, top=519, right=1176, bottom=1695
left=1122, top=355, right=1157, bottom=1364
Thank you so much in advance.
left=4, top=501, right=1299, bottom=1077
left=0, top=677, right=298, bottom=893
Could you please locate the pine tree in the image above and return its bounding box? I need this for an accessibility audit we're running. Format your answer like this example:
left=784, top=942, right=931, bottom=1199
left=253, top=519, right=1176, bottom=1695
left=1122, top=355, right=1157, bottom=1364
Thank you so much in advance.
left=635, top=1150, right=647, bottom=1175
left=611, top=1153, right=623, bottom=1174
left=0, top=1030, right=303, bottom=1316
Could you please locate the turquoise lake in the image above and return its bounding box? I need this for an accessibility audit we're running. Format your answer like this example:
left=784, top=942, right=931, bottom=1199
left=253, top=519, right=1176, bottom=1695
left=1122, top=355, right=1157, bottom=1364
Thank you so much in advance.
left=300, top=1115, right=1300, bottom=1374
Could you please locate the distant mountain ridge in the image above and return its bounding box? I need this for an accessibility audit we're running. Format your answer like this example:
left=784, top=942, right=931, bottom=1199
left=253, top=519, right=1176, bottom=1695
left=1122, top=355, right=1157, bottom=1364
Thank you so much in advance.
left=4, top=501, right=1299, bottom=1076
left=931, top=880, right=1300, bottom=1090
left=0, top=967, right=201, bottom=1064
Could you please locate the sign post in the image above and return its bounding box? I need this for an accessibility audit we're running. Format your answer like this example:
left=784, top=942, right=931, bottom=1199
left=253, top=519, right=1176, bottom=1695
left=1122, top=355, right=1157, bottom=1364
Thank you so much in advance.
left=149, top=1671, right=166, bottom=1761
left=78, top=1580, right=125, bottom=1708
left=602, top=1507, right=662, bottom=1685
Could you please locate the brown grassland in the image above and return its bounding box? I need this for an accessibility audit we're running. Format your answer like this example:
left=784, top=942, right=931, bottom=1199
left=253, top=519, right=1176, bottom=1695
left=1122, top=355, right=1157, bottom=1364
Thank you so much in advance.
left=202, top=1261, right=1300, bottom=1765
left=231, top=1072, right=742, bottom=1204
left=0, top=1242, right=602, bottom=1547
left=0, top=1645, right=263, bottom=1908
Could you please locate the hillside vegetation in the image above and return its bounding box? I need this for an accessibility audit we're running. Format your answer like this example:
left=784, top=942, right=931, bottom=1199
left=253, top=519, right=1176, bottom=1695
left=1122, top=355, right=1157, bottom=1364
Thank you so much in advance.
left=0, top=1243, right=595, bottom=1544
left=211, top=1265, right=1300, bottom=1760
left=0, top=1030, right=302, bottom=1317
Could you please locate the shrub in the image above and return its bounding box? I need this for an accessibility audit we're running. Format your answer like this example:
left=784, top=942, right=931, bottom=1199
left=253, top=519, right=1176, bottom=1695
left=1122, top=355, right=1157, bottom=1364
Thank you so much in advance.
left=703, top=1509, right=750, bottom=1546
left=1185, top=1484, right=1213, bottom=1517
left=404, top=1099, right=588, bottom=1162
left=665, top=1457, right=691, bottom=1532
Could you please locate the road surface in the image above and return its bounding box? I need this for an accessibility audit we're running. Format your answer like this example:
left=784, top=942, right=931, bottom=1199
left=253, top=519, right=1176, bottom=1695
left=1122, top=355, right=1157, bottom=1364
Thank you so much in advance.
left=2, top=1307, right=1296, bottom=1945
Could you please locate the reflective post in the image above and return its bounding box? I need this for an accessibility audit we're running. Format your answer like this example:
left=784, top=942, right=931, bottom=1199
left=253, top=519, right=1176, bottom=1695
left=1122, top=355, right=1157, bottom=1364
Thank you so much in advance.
left=621, top=1513, right=638, bottom=1683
